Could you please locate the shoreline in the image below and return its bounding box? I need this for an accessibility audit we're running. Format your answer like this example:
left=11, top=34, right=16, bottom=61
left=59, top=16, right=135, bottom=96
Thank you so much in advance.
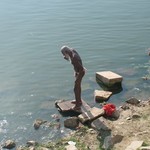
left=2, top=99, right=150, bottom=150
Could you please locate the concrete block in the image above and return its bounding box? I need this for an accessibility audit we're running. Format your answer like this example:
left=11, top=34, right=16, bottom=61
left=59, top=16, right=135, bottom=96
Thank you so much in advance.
left=96, top=71, right=123, bottom=87
left=94, top=90, right=112, bottom=102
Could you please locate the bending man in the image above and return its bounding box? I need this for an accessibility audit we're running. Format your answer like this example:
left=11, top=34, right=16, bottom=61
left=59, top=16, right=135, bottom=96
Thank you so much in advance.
left=61, top=46, right=85, bottom=111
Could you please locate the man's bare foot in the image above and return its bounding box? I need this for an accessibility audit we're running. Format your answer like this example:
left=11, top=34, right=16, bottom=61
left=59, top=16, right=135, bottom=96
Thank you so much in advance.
left=70, top=106, right=82, bottom=113
left=71, top=100, right=82, bottom=105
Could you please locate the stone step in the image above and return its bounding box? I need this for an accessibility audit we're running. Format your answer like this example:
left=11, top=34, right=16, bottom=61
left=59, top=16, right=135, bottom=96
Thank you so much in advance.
left=96, top=71, right=123, bottom=87
left=55, top=100, right=108, bottom=130
left=94, top=90, right=112, bottom=102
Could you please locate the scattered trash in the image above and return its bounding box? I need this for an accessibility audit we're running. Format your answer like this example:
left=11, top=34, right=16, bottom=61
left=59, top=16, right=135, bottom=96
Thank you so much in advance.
left=102, top=103, right=116, bottom=117
left=68, top=141, right=76, bottom=146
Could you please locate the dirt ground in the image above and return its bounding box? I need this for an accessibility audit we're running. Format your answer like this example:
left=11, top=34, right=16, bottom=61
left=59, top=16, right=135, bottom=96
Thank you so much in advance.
left=74, top=100, right=150, bottom=150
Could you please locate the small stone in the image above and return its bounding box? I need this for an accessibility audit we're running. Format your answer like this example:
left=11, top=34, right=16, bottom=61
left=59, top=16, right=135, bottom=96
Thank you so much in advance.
left=126, top=117, right=132, bottom=120
left=94, top=90, right=112, bottom=102
left=111, top=135, right=124, bottom=144
left=16, top=146, right=25, bottom=150
left=26, top=141, right=38, bottom=147
left=132, top=113, right=141, bottom=119
left=142, top=77, right=148, bottom=80
left=120, top=104, right=130, bottom=110
left=29, top=147, right=35, bottom=150
left=33, top=119, right=47, bottom=129
left=111, top=110, right=120, bottom=119
left=51, top=114, right=60, bottom=122
left=64, top=117, right=79, bottom=129
left=126, top=97, right=140, bottom=105
left=3, top=140, right=16, bottom=149
left=102, top=135, right=123, bottom=149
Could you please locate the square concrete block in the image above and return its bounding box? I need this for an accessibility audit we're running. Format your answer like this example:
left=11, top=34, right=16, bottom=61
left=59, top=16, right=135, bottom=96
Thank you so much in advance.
left=94, top=90, right=112, bottom=102
left=96, top=71, right=123, bottom=87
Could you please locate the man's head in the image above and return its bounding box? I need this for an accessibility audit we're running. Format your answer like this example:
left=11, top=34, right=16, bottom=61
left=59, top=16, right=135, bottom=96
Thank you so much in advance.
left=61, top=45, right=72, bottom=61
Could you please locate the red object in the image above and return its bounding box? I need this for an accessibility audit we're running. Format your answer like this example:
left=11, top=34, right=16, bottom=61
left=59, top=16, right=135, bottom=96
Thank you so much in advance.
left=102, top=103, right=116, bottom=116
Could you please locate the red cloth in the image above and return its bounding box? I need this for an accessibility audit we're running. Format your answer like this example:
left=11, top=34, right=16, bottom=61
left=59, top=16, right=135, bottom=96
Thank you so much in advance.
left=102, top=103, right=116, bottom=116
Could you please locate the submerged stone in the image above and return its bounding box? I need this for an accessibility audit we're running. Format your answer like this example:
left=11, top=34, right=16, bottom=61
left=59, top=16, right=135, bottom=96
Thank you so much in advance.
left=3, top=140, right=16, bottom=149
left=96, top=71, right=123, bottom=87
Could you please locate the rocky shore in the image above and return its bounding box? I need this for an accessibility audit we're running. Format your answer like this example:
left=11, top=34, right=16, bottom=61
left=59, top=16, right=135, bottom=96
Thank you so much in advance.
left=1, top=98, right=150, bottom=150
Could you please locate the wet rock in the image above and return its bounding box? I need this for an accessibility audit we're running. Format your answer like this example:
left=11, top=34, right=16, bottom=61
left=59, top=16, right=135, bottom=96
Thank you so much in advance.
left=64, top=117, right=79, bottom=129
left=94, top=90, right=112, bottom=102
left=29, top=147, right=35, bottom=150
left=126, top=97, right=140, bottom=105
left=142, top=76, right=149, bottom=80
left=102, top=135, right=123, bottom=149
left=132, top=113, right=141, bottom=119
left=2, top=140, right=16, bottom=149
left=111, top=135, right=124, bottom=144
left=111, top=110, right=120, bottom=119
left=26, top=141, right=38, bottom=147
left=51, top=114, right=60, bottom=122
left=120, top=104, right=130, bottom=110
left=33, top=119, right=47, bottom=129
left=16, top=146, right=25, bottom=150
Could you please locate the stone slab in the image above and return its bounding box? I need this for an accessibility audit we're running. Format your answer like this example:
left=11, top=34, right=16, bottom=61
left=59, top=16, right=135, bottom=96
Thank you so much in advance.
left=55, top=100, right=91, bottom=114
left=78, top=107, right=105, bottom=123
left=55, top=100, right=75, bottom=112
left=125, top=141, right=144, bottom=150
left=94, top=90, right=112, bottom=102
left=96, top=71, right=123, bottom=86
left=91, top=117, right=111, bottom=131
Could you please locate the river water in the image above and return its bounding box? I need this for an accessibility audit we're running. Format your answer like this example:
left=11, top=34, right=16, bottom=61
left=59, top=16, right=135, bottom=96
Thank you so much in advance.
left=0, top=0, right=150, bottom=146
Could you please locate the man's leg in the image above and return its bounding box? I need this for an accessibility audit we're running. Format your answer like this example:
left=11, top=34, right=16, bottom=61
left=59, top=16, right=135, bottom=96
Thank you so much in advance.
left=73, top=71, right=85, bottom=107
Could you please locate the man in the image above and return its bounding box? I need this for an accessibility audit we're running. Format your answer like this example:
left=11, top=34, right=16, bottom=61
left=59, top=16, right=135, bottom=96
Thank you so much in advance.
left=61, top=45, right=85, bottom=111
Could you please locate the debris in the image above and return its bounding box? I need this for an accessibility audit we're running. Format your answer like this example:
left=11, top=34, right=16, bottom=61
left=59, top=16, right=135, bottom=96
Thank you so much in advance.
left=102, top=103, right=116, bottom=117
left=125, top=141, right=144, bottom=150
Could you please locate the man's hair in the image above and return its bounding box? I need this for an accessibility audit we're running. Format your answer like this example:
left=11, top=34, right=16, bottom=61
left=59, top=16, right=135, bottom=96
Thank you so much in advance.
left=61, top=45, right=71, bottom=54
